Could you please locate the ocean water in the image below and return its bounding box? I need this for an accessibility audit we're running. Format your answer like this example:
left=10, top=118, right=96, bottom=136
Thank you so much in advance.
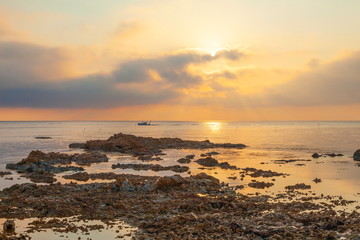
left=1, top=121, right=360, bottom=238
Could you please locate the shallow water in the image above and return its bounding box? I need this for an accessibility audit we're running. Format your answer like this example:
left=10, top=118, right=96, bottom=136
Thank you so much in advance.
left=0, top=121, right=360, bottom=236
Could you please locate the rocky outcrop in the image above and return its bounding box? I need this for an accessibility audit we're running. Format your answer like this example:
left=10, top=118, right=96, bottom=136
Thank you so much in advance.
left=6, top=150, right=108, bottom=169
left=69, top=133, right=246, bottom=156
left=241, top=168, right=288, bottom=178
left=353, top=149, right=360, bottom=161
left=195, top=156, right=219, bottom=167
left=285, top=183, right=311, bottom=190
left=177, top=154, right=195, bottom=164
left=111, top=163, right=189, bottom=173
left=195, top=157, right=238, bottom=169
left=248, top=181, right=274, bottom=189
left=110, top=173, right=221, bottom=193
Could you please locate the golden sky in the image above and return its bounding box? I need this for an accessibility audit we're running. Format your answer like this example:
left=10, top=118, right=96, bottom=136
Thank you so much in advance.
left=1, top=0, right=360, bottom=121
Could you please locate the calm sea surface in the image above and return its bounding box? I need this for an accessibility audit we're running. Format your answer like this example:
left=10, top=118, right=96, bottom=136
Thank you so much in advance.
left=0, top=121, right=360, bottom=198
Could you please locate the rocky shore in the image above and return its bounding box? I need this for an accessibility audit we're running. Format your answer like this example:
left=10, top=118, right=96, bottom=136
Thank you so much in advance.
left=1, top=133, right=360, bottom=239
left=1, top=173, right=360, bottom=239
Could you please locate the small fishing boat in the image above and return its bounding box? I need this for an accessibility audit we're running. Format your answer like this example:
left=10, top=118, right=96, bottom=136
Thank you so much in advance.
left=137, top=121, right=151, bottom=126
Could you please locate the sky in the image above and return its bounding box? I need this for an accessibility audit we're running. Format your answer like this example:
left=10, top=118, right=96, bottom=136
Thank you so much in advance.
left=1, top=0, right=360, bottom=121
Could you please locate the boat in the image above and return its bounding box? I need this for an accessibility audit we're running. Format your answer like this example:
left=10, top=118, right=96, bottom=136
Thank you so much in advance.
left=137, top=121, right=151, bottom=126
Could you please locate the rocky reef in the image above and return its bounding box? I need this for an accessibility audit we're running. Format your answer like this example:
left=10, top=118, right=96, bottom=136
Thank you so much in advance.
left=1, top=173, right=359, bottom=239
left=69, top=133, right=246, bottom=157
left=5, top=150, right=108, bottom=183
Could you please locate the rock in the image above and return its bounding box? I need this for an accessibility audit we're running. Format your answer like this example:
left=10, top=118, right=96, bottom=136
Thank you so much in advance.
left=191, top=173, right=220, bottom=186
left=71, top=152, right=108, bottom=166
left=63, top=172, right=90, bottom=182
left=195, top=157, right=219, bottom=167
left=313, top=178, right=322, bottom=183
left=153, top=175, right=186, bottom=191
left=69, top=133, right=246, bottom=157
left=185, top=155, right=195, bottom=159
left=69, top=143, right=86, bottom=148
left=3, top=219, right=15, bottom=233
left=177, top=158, right=191, bottom=164
left=218, top=161, right=238, bottom=170
left=242, top=168, right=288, bottom=178
left=0, top=171, right=12, bottom=177
left=354, top=149, right=360, bottom=161
left=248, top=181, right=274, bottom=189
left=312, top=153, right=321, bottom=158
left=7, top=161, right=84, bottom=174
left=111, top=163, right=189, bottom=173
left=200, top=151, right=220, bottom=157
left=35, top=136, right=52, bottom=139
left=285, top=183, right=311, bottom=190
left=20, top=172, right=56, bottom=183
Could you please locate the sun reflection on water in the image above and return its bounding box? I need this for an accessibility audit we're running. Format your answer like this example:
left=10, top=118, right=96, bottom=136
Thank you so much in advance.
left=206, top=122, right=222, bottom=131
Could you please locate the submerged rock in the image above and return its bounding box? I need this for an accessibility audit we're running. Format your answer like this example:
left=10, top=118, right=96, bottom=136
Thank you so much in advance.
left=354, top=149, right=360, bottom=161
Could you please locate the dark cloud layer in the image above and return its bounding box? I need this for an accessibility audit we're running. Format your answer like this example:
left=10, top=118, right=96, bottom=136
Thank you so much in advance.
left=2, top=39, right=359, bottom=110
left=0, top=41, right=244, bottom=108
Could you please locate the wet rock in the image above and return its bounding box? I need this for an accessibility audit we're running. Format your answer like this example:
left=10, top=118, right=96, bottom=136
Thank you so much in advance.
left=7, top=161, right=84, bottom=174
left=248, top=181, right=274, bottom=189
left=195, top=157, right=219, bottom=167
left=111, top=163, right=189, bottom=173
left=313, top=178, right=322, bottom=183
left=3, top=219, right=15, bottom=233
left=242, top=168, right=288, bottom=178
left=218, top=162, right=238, bottom=170
left=285, top=183, right=311, bottom=190
left=177, top=158, right=191, bottom=164
left=354, top=149, right=360, bottom=161
left=200, top=151, right=220, bottom=157
left=185, top=155, right=195, bottom=159
left=20, top=172, right=57, bottom=183
left=273, top=159, right=311, bottom=164
left=312, top=153, right=321, bottom=158
left=63, top=172, right=90, bottom=182
left=71, top=152, right=108, bottom=166
left=0, top=171, right=12, bottom=177
left=69, top=143, right=86, bottom=148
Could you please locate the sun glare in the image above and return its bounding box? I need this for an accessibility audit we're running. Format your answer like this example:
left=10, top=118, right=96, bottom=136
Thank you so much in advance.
left=206, top=122, right=222, bottom=131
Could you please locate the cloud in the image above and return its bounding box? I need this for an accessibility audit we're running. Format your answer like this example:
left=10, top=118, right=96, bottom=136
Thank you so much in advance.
left=0, top=42, right=247, bottom=109
left=0, top=41, right=74, bottom=88
left=264, top=52, right=360, bottom=107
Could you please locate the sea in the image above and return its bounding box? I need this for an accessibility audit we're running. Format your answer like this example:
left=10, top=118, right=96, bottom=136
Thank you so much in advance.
left=0, top=121, right=359, bottom=238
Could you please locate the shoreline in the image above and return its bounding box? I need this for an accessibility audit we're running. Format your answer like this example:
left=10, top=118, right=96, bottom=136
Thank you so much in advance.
left=1, top=133, right=359, bottom=239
